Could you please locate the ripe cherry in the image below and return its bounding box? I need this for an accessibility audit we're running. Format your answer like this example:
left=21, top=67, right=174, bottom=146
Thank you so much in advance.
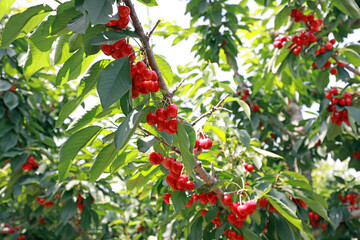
left=157, top=120, right=166, bottom=132
left=176, top=178, right=187, bottom=191
left=325, top=42, right=333, bottom=50
left=186, top=181, right=195, bottom=191
left=325, top=92, right=332, bottom=99
left=118, top=6, right=130, bottom=18
left=149, top=152, right=162, bottom=165
left=246, top=164, right=254, bottom=172
left=345, top=98, right=351, bottom=106
left=101, top=45, right=113, bottom=55
left=156, top=108, right=168, bottom=122
left=330, top=67, right=337, bottom=75
left=330, top=88, right=338, bottom=95
left=146, top=112, right=157, bottom=125
left=338, top=98, right=346, bottom=106
left=162, top=157, right=175, bottom=169
left=117, top=16, right=129, bottom=28
left=222, top=194, right=232, bottom=206
left=171, top=161, right=183, bottom=175
left=166, top=104, right=178, bottom=118
left=192, top=193, right=199, bottom=201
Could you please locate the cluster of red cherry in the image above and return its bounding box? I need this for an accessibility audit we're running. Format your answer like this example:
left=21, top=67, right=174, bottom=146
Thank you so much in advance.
left=325, top=88, right=351, bottom=125
left=353, top=152, right=360, bottom=159
left=312, top=39, right=341, bottom=74
left=193, top=138, right=212, bottom=154
left=287, top=9, right=323, bottom=55
left=146, top=104, right=178, bottom=134
left=338, top=193, right=359, bottom=211
left=21, top=156, right=38, bottom=171
left=258, top=197, right=279, bottom=214
left=35, top=195, right=54, bottom=207
left=272, top=35, right=288, bottom=49
left=243, top=162, right=254, bottom=172
left=236, top=89, right=250, bottom=101
left=77, top=193, right=85, bottom=211
left=39, top=217, right=46, bottom=225
left=130, top=61, right=160, bottom=98
left=101, top=38, right=135, bottom=61
left=308, top=211, right=327, bottom=229
left=223, top=229, right=244, bottom=240
left=101, top=6, right=136, bottom=61
left=148, top=151, right=195, bottom=193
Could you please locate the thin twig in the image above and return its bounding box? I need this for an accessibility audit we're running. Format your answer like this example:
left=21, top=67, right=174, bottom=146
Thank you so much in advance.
left=224, top=48, right=245, bottom=89
left=70, top=219, right=94, bottom=240
left=148, top=20, right=161, bottom=38
left=171, top=78, right=186, bottom=96
left=211, top=162, right=214, bottom=178
left=124, top=0, right=171, bottom=98
left=191, top=94, right=229, bottom=126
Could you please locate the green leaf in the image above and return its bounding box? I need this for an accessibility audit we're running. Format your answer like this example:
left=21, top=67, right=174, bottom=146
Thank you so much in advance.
left=114, top=102, right=145, bottom=151
left=0, top=0, right=15, bottom=21
left=235, top=99, right=251, bottom=120
left=283, top=171, right=309, bottom=184
left=97, top=57, right=132, bottom=110
left=24, top=16, right=57, bottom=80
left=89, top=143, right=118, bottom=182
left=205, top=206, right=219, bottom=223
left=126, top=172, right=146, bottom=190
left=84, top=0, right=118, bottom=25
left=66, top=105, right=102, bottom=134
left=0, top=80, right=11, bottom=91
left=265, top=194, right=303, bottom=231
left=56, top=48, right=98, bottom=86
left=58, top=126, right=102, bottom=180
left=342, top=48, right=360, bottom=67
left=3, top=91, right=18, bottom=110
left=234, top=129, right=250, bottom=149
left=55, top=60, right=110, bottom=128
left=2, top=130, right=18, bottom=152
left=137, top=136, right=155, bottom=153
left=241, top=227, right=262, bottom=240
left=110, top=148, right=138, bottom=173
left=154, top=54, right=174, bottom=86
left=187, top=217, right=203, bottom=240
left=332, top=0, right=360, bottom=19
left=82, top=24, right=105, bottom=56
left=177, top=122, right=195, bottom=175
left=326, top=120, right=341, bottom=140
left=60, top=200, right=77, bottom=223
left=315, top=70, right=330, bottom=92
left=88, top=30, right=140, bottom=45
left=1, top=4, right=52, bottom=48
left=170, top=191, right=187, bottom=212
left=135, top=0, right=158, bottom=7
left=51, top=7, right=81, bottom=35
left=252, top=146, right=283, bottom=159
left=315, top=49, right=333, bottom=69
left=275, top=6, right=291, bottom=30
left=120, top=90, right=133, bottom=116
left=274, top=214, right=295, bottom=240
left=54, top=35, right=72, bottom=65
left=67, top=13, right=90, bottom=34
left=348, top=106, right=360, bottom=123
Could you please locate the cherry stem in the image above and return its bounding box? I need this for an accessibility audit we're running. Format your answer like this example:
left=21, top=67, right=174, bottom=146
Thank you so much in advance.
left=191, top=94, right=229, bottom=126
left=148, top=19, right=161, bottom=38
left=123, top=0, right=171, bottom=98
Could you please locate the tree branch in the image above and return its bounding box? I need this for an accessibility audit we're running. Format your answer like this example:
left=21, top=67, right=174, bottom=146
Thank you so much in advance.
left=224, top=48, right=245, bottom=89
left=191, top=94, right=229, bottom=126
left=124, top=0, right=171, bottom=98
left=148, top=20, right=161, bottom=38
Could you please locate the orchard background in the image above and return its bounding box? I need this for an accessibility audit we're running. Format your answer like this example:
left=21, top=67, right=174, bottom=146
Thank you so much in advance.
left=0, top=0, right=360, bottom=239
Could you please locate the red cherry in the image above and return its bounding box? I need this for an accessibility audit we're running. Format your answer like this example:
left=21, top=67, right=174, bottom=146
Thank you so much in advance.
left=345, top=98, right=352, bottom=106
left=315, top=49, right=320, bottom=55
left=330, top=88, right=338, bottom=95
left=9, top=84, right=17, bottom=92
left=40, top=218, right=46, bottom=225
left=44, top=201, right=54, bottom=207
left=227, top=230, right=237, bottom=240
left=117, top=16, right=130, bottom=28
left=236, top=234, right=244, bottom=240
left=325, top=42, right=333, bottom=50
left=165, top=175, right=177, bottom=187
left=246, top=164, right=254, bottom=172
left=136, top=61, right=146, bottom=73
left=186, top=198, right=194, bottom=207
left=28, top=156, right=35, bottom=164
left=166, top=119, right=177, bottom=134
left=320, top=46, right=326, bottom=53
left=166, top=104, right=178, bottom=118
left=192, top=193, right=199, bottom=201
left=237, top=204, right=249, bottom=216
left=101, top=45, right=113, bottom=55
left=186, top=181, right=195, bottom=191
left=149, top=152, right=162, bottom=165
left=163, top=193, right=172, bottom=205
left=344, top=92, right=351, bottom=99
left=113, top=39, right=126, bottom=50
left=200, top=209, right=207, bottom=216
left=156, top=120, right=166, bottom=132
left=330, top=39, right=336, bottom=44
left=162, top=157, right=175, bottom=169
left=171, top=161, right=183, bottom=175
left=222, top=194, right=232, bottom=206
left=199, top=138, right=212, bottom=149
left=141, top=69, right=153, bottom=81
left=312, top=62, right=317, bottom=68
left=321, top=223, right=327, bottom=230
left=339, top=98, right=346, bottom=106
left=146, top=112, right=157, bottom=125
left=331, top=97, right=339, bottom=105
left=325, top=92, right=332, bottom=99
left=194, top=139, right=200, bottom=148
left=330, top=67, right=338, bottom=75
left=118, top=6, right=130, bottom=18
left=156, top=108, right=168, bottom=122
left=314, top=214, right=320, bottom=221
left=236, top=90, right=241, bottom=95
left=176, top=178, right=187, bottom=191
left=308, top=211, right=315, bottom=219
